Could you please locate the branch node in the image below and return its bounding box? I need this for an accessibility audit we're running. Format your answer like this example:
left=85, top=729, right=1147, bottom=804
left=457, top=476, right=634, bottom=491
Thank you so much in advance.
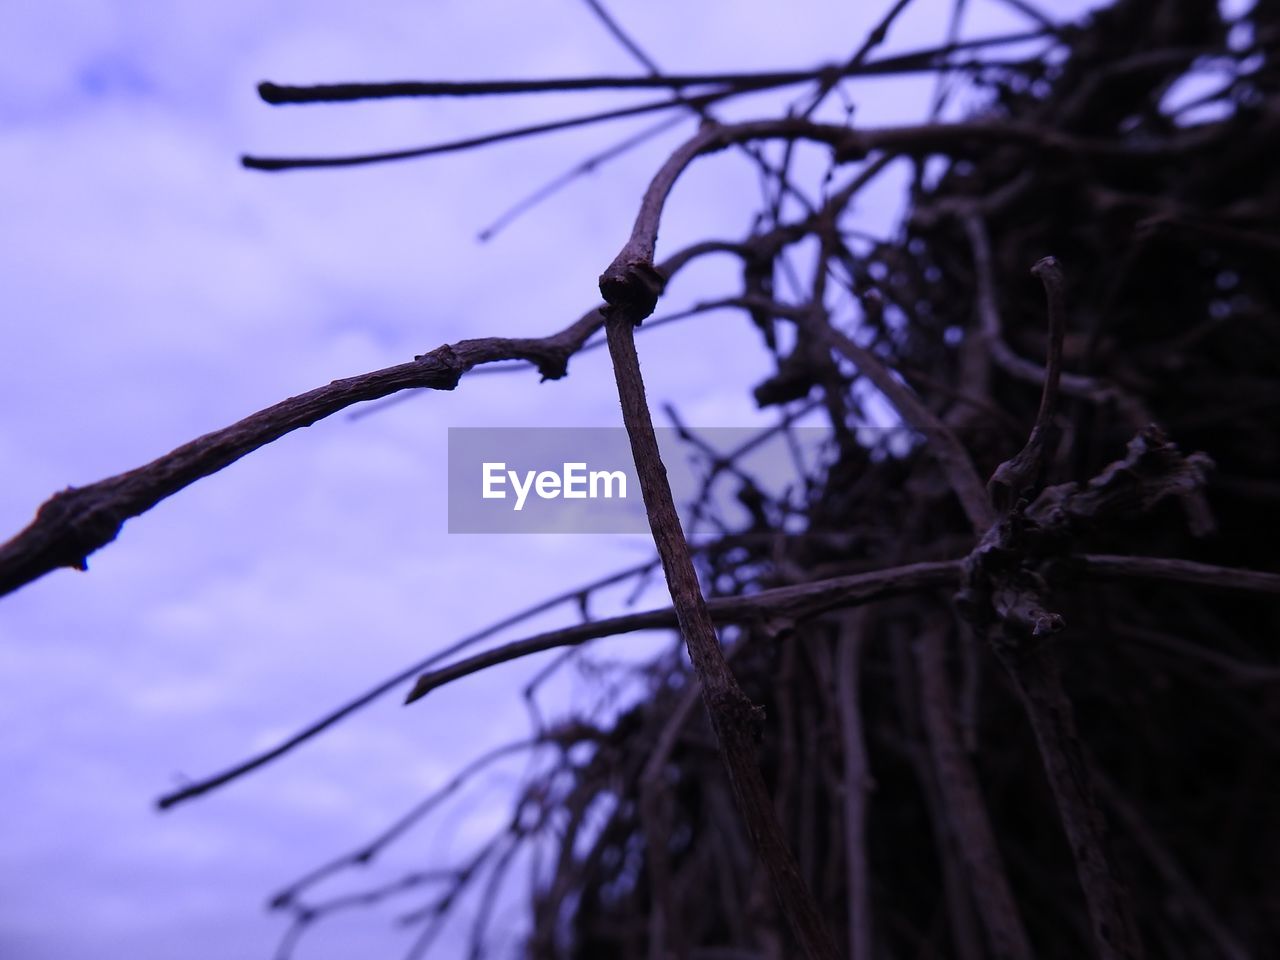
left=414, top=344, right=466, bottom=389
left=832, top=132, right=870, bottom=164
left=598, top=258, right=666, bottom=322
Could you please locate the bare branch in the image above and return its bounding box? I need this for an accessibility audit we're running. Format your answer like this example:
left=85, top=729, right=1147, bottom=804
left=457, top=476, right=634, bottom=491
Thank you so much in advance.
left=253, top=29, right=1053, bottom=104
left=797, top=0, right=917, bottom=118
left=1, top=345, right=469, bottom=597
left=406, top=562, right=962, bottom=704
left=988, top=255, right=1066, bottom=508
left=1093, top=769, right=1251, bottom=960
left=820, top=322, right=996, bottom=532
left=600, top=116, right=1217, bottom=326
left=914, top=624, right=1033, bottom=960
left=603, top=294, right=840, bottom=957
left=477, top=114, right=687, bottom=243
left=243, top=88, right=738, bottom=171
left=835, top=611, right=873, bottom=960
left=1077, top=554, right=1280, bottom=595
left=2, top=232, right=748, bottom=601
left=961, top=215, right=1149, bottom=427
left=1005, top=649, right=1145, bottom=960
left=269, top=737, right=547, bottom=910
left=154, top=562, right=651, bottom=810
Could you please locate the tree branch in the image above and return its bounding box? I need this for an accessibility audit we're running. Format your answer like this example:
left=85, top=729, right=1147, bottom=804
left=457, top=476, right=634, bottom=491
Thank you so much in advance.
left=0, top=233, right=744, bottom=600
left=253, top=29, right=1052, bottom=104
left=155, top=560, right=654, bottom=810
left=835, top=611, right=874, bottom=960
left=602, top=290, right=840, bottom=957
left=988, top=255, right=1066, bottom=508
left=405, top=561, right=962, bottom=704
left=1077, top=554, right=1280, bottom=594
left=243, top=88, right=739, bottom=171
left=914, top=624, right=1033, bottom=960
left=819, top=321, right=996, bottom=532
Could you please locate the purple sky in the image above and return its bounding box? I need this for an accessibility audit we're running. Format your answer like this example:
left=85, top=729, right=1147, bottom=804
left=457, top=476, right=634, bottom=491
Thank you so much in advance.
left=0, top=2, right=1104, bottom=957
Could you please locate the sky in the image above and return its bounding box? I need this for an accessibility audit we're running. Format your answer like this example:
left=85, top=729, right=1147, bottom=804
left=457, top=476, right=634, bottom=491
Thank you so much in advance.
left=0, top=2, right=1107, bottom=957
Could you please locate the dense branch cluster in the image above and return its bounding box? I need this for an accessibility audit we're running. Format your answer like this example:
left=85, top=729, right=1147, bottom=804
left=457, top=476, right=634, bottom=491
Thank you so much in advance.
left=3, top=0, right=1278, bottom=958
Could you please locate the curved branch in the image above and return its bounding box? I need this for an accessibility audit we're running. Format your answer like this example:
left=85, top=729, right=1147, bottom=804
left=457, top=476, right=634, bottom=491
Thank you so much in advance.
left=987, top=255, right=1066, bottom=508
left=1, top=235, right=751, bottom=601
left=961, top=214, right=1149, bottom=426
left=0, top=346, right=457, bottom=597
left=406, top=561, right=962, bottom=704
left=1, top=158, right=934, bottom=604
left=0, top=329, right=574, bottom=598
left=597, top=114, right=1218, bottom=321
left=598, top=119, right=859, bottom=314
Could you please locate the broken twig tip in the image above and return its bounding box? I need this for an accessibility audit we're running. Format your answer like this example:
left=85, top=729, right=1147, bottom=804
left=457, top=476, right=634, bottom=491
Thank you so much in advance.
left=1031, top=255, right=1063, bottom=284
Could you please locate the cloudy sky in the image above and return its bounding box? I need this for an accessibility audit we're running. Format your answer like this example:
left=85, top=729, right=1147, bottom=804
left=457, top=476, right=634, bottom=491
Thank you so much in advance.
left=0, top=1, right=1104, bottom=957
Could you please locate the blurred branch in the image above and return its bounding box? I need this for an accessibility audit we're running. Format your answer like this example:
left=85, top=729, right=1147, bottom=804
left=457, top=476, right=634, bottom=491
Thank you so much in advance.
left=820, top=318, right=996, bottom=532
left=154, top=561, right=651, bottom=810
left=914, top=623, right=1033, bottom=959
left=835, top=611, right=873, bottom=960
left=269, top=735, right=562, bottom=913
left=477, top=114, right=687, bottom=243
left=1076, top=555, right=1280, bottom=594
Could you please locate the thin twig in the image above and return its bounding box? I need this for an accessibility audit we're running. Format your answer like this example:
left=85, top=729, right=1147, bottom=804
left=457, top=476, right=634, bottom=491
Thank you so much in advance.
left=268, top=737, right=544, bottom=909
left=243, top=87, right=740, bottom=171
left=253, top=30, right=1053, bottom=104
left=405, top=561, right=963, bottom=704
left=1077, top=554, right=1280, bottom=595
left=914, top=624, right=1033, bottom=960
left=477, top=114, right=688, bottom=243
left=578, top=0, right=661, bottom=74
left=987, top=255, right=1066, bottom=507
left=962, top=215, right=1147, bottom=427
left=1004, top=647, right=1145, bottom=960
left=835, top=610, right=873, bottom=960
left=1, top=232, right=740, bottom=600
left=820, top=322, right=996, bottom=532
left=155, top=561, right=652, bottom=810
left=798, top=0, right=918, bottom=118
